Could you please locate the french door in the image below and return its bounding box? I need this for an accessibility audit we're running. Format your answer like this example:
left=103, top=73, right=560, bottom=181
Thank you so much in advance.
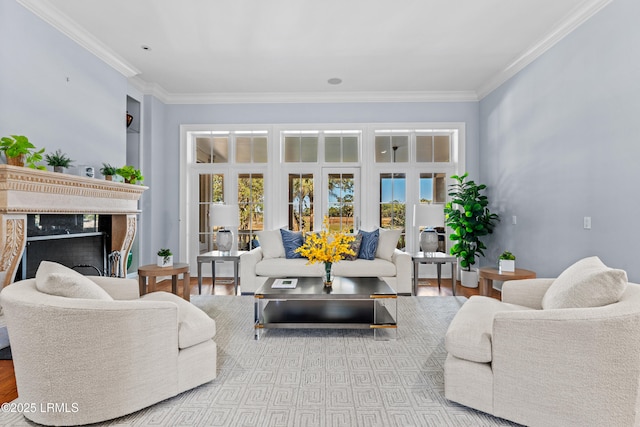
left=322, top=168, right=360, bottom=233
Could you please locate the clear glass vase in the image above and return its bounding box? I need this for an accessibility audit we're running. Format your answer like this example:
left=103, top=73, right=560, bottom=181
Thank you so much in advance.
left=324, top=262, right=333, bottom=286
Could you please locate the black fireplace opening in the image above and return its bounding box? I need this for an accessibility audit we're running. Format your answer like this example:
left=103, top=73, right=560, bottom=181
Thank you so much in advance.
left=15, top=214, right=113, bottom=280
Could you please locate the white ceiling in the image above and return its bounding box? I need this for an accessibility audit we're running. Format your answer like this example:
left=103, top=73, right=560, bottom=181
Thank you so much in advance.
left=19, top=0, right=612, bottom=103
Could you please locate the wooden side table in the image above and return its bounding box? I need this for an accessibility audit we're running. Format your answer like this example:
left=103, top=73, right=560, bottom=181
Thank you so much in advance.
left=478, top=267, right=536, bottom=296
left=138, top=263, right=190, bottom=301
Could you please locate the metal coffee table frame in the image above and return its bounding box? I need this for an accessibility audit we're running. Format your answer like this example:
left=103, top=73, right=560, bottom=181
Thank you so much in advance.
left=254, top=276, right=397, bottom=341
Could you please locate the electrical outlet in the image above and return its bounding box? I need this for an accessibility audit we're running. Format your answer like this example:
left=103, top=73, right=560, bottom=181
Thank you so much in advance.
left=584, top=216, right=591, bottom=229
left=512, top=215, right=517, bottom=225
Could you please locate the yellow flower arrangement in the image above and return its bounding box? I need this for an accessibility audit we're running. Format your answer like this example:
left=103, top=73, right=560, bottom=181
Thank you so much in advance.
left=295, top=217, right=356, bottom=264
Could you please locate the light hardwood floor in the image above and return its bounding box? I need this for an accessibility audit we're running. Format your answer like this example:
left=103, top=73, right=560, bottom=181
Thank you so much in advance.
left=0, top=277, right=500, bottom=404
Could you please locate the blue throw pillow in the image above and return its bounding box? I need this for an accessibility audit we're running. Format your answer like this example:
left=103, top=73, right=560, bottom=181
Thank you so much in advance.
left=280, top=229, right=304, bottom=259
left=358, top=229, right=379, bottom=260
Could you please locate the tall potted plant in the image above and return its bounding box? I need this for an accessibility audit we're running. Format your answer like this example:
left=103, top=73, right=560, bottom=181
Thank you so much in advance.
left=444, top=173, right=500, bottom=287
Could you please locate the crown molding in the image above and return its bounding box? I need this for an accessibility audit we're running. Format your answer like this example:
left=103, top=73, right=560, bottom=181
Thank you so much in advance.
left=17, top=0, right=140, bottom=77
left=132, top=86, right=479, bottom=105
left=477, top=0, right=614, bottom=99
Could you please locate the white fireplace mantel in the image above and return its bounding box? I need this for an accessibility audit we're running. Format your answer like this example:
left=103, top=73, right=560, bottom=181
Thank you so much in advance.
left=0, top=165, right=148, bottom=287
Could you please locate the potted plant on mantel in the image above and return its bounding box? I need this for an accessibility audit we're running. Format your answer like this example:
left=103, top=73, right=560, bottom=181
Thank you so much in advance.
left=100, top=163, right=118, bottom=181
left=444, top=173, right=500, bottom=288
left=116, top=165, right=144, bottom=184
left=45, top=149, right=74, bottom=173
left=0, top=134, right=46, bottom=170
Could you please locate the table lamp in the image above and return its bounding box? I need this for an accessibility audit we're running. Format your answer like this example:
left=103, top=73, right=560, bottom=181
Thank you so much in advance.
left=210, top=204, right=240, bottom=252
left=413, top=203, right=444, bottom=253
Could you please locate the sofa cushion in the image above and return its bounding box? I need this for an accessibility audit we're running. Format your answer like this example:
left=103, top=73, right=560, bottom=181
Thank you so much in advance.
left=256, top=230, right=285, bottom=259
left=332, top=258, right=396, bottom=277
left=541, top=256, right=627, bottom=310
left=280, top=229, right=304, bottom=259
left=35, top=261, right=113, bottom=300
left=376, top=229, right=401, bottom=262
left=256, top=258, right=325, bottom=277
left=445, top=296, right=529, bottom=363
left=343, top=233, right=363, bottom=261
left=141, top=291, right=216, bottom=349
left=358, top=229, right=379, bottom=260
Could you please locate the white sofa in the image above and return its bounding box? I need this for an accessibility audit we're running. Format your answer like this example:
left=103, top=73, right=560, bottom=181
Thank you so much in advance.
left=444, top=256, right=640, bottom=427
left=239, top=228, right=412, bottom=294
left=0, top=261, right=217, bottom=426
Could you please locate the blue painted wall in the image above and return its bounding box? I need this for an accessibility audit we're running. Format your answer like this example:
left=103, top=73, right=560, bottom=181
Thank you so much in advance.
left=479, top=0, right=640, bottom=280
left=0, top=0, right=127, bottom=169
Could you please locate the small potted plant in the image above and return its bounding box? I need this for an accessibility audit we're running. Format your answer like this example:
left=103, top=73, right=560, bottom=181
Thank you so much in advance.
left=45, top=149, right=74, bottom=173
left=499, top=251, right=516, bottom=272
left=100, top=163, right=118, bottom=181
left=116, top=165, right=144, bottom=184
left=157, top=248, right=173, bottom=267
left=0, top=134, right=46, bottom=169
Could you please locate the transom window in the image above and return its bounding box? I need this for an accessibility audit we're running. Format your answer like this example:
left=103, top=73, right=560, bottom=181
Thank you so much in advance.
left=196, top=133, right=229, bottom=163
left=284, top=132, right=319, bottom=162
left=375, top=134, right=409, bottom=163
left=324, top=131, right=360, bottom=163
left=236, top=132, right=268, bottom=163
left=416, top=134, right=451, bottom=163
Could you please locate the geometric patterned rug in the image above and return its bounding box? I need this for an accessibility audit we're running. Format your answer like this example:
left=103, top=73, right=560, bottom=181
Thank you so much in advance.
left=0, top=295, right=518, bottom=426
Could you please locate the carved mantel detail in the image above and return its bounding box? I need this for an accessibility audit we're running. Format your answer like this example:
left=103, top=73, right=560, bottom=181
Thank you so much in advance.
left=0, top=165, right=148, bottom=286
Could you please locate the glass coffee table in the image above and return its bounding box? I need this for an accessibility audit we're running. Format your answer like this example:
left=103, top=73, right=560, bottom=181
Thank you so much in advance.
left=254, top=276, right=397, bottom=340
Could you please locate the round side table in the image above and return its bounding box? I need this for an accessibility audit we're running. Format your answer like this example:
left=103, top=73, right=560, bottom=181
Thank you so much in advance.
left=138, top=263, right=190, bottom=301
left=478, top=267, right=536, bottom=296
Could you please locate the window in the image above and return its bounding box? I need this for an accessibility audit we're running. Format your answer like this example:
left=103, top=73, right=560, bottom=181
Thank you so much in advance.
left=288, top=174, right=314, bottom=232
left=238, top=173, right=264, bottom=250
left=416, top=134, right=451, bottom=163
left=327, top=173, right=355, bottom=232
left=236, top=133, right=268, bottom=163
left=375, top=134, right=409, bottom=163
left=184, top=123, right=461, bottom=267
left=284, top=132, right=319, bottom=162
left=419, top=173, right=447, bottom=203
left=325, top=132, right=359, bottom=162
left=196, top=133, right=229, bottom=163
left=380, top=173, right=406, bottom=248
left=199, top=173, right=224, bottom=252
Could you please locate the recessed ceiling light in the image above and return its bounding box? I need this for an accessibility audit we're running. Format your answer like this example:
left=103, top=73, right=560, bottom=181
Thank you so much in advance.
left=327, top=77, right=342, bottom=85
left=141, top=45, right=152, bottom=51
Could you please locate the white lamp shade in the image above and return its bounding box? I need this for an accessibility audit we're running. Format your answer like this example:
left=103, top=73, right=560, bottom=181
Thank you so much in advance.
left=413, top=204, right=445, bottom=228
left=210, top=204, right=240, bottom=227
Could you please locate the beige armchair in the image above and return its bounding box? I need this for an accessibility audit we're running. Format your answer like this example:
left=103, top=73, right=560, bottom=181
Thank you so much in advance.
left=0, top=262, right=217, bottom=426
left=445, top=272, right=640, bottom=427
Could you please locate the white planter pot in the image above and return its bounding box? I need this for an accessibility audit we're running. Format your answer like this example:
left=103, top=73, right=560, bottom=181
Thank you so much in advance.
left=460, top=269, right=479, bottom=288
left=157, top=255, right=173, bottom=268
left=499, top=259, right=515, bottom=273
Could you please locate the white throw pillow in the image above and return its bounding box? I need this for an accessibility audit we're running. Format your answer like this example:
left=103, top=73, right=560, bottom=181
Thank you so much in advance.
left=35, top=261, right=113, bottom=300
left=376, top=228, right=401, bottom=262
left=256, top=230, right=285, bottom=259
left=541, top=256, right=627, bottom=309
